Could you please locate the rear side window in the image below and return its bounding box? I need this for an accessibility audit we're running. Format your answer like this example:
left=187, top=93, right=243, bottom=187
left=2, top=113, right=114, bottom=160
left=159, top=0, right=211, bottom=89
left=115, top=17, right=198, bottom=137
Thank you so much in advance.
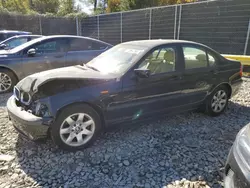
left=6, top=38, right=28, bottom=48
left=0, top=34, right=5, bottom=41
left=69, top=38, right=108, bottom=52
left=91, top=41, right=108, bottom=50
left=183, top=47, right=208, bottom=69
left=0, top=33, right=15, bottom=41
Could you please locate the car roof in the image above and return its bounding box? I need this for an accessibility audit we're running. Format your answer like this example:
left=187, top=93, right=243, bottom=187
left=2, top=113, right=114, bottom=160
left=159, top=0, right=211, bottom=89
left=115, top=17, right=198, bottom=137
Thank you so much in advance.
left=0, top=35, right=42, bottom=44
left=9, top=35, right=42, bottom=38
left=122, top=39, right=207, bottom=48
left=0, top=30, right=31, bottom=34
left=9, top=35, right=113, bottom=53
left=37, top=35, right=112, bottom=45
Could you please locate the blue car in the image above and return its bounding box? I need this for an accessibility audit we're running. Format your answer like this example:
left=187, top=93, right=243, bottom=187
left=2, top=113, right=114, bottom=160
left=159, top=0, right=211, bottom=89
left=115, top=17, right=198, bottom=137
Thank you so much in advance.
left=0, top=35, right=112, bottom=93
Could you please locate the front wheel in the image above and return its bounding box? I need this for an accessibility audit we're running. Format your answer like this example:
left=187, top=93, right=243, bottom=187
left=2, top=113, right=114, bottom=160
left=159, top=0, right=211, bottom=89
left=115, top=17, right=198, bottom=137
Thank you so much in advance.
left=0, top=69, right=17, bottom=93
left=51, top=104, right=102, bottom=151
left=205, top=86, right=229, bottom=116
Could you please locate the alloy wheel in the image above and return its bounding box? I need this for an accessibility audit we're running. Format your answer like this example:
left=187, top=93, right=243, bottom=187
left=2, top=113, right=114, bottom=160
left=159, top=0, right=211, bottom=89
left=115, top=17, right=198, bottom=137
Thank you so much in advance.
left=211, top=90, right=227, bottom=113
left=0, top=72, right=12, bottom=92
left=60, top=113, right=95, bottom=147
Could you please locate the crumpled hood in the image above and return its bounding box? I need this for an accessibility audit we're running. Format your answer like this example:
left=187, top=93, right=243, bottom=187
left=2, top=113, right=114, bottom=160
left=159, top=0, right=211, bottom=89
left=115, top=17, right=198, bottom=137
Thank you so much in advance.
left=16, top=65, right=117, bottom=93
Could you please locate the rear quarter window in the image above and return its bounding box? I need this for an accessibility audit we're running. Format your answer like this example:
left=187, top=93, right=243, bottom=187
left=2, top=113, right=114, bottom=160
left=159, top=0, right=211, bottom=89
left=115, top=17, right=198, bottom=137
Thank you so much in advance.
left=69, top=38, right=108, bottom=51
left=183, top=47, right=208, bottom=69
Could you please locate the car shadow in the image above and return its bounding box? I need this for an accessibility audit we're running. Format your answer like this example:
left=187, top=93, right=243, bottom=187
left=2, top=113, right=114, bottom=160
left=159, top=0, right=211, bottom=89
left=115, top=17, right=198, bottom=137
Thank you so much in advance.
left=15, top=101, right=250, bottom=187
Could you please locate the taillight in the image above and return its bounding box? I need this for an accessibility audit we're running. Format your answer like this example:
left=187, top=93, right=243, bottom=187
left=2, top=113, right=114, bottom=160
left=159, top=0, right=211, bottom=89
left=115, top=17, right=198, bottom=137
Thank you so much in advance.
left=240, top=64, right=243, bottom=77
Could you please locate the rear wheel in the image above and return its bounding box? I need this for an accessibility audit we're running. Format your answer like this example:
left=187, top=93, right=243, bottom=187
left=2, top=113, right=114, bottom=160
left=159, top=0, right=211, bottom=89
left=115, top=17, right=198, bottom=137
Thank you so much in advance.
left=0, top=69, right=17, bottom=93
left=205, top=85, right=229, bottom=116
left=51, top=104, right=102, bottom=151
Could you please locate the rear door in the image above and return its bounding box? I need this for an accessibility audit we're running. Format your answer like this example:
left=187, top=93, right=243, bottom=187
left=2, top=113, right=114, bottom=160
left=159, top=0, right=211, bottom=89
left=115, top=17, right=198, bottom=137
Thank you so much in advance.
left=65, top=38, right=110, bottom=67
left=21, top=38, right=68, bottom=76
left=180, top=45, right=218, bottom=104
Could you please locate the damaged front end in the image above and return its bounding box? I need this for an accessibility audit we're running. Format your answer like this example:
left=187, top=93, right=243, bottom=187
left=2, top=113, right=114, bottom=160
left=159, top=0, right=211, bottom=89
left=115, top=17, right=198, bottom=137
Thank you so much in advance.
left=13, top=78, right=104, bottom=118
left=13, top=86, right=51, bottom=118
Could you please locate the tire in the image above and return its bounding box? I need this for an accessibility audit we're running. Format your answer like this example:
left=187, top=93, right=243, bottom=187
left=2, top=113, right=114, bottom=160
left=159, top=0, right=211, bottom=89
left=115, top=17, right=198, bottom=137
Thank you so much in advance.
left=205, top=85, right=229, bottom=117
left=0, top=69, right=17, bottom=93
left=51, top=104, right=102, bottom=151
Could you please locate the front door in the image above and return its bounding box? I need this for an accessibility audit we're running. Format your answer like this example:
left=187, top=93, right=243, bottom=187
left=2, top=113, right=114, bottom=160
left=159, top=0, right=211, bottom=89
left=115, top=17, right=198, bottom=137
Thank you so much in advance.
left=21, top=38, right=68, bottom=77
left=106, top=45, right=188, bottom=123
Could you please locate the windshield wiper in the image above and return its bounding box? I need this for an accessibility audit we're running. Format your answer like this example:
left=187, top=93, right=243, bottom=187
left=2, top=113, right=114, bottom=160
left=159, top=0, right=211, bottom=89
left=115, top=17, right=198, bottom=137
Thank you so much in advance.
left=84, top=64, right=100, bottom=72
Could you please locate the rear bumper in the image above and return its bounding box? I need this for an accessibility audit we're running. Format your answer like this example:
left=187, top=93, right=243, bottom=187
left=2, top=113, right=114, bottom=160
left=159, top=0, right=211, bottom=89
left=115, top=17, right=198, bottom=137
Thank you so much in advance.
left=7, top=96, right=52, bottom=140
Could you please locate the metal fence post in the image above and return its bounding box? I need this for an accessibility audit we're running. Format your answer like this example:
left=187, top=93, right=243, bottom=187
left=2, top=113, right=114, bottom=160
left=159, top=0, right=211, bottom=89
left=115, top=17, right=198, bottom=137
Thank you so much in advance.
left=76, top=16, right=79, bottom=36
left=177, top=5, right=182, bottom=40
left=97, top=15, right=100, bottom=39
left=39, top=15, right=42, bottom=35
left=244, top=18, right=250, bottom=55
left=120, top=12, right=123, bottom=43
left=149, top=9, right=152, bottom=40
left=79, top=18, right=82, bottom=36
left=174, top=5, right=177, bottom=39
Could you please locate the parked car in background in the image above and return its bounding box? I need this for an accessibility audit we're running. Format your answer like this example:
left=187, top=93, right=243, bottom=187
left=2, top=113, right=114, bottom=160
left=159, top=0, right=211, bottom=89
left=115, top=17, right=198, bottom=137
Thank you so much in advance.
left=0, top=30, right=31, bottom=42
left=7, top=40, right=243, bottom=150
left=224, top=123, right=250, bottom=188
left=0, top=35, right=112, bottom=93
left=0, top=35, right=42, bottom=50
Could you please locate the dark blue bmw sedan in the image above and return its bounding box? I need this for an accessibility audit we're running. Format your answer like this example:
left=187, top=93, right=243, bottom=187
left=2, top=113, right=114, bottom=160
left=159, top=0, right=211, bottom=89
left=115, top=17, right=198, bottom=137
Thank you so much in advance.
left=7, top=40, right=243, bottom=150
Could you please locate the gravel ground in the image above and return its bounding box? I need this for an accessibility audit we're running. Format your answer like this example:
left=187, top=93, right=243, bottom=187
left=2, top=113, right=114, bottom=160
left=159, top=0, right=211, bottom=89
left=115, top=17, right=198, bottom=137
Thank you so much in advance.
left=0, top=79, right=250, bottom=188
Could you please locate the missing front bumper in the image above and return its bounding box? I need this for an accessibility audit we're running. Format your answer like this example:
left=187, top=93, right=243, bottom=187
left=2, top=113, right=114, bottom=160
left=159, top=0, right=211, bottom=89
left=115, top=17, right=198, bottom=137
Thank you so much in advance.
left=7, top=96, right=53, bottom=140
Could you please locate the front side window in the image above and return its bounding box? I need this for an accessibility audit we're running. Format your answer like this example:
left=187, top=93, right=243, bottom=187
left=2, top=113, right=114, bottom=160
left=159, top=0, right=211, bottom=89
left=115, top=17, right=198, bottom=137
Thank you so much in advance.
left=32, top=38, right=69, bottom=54
left=183, top=47, right=208, bottom=69
left=138, top=47, right=176, bottom=75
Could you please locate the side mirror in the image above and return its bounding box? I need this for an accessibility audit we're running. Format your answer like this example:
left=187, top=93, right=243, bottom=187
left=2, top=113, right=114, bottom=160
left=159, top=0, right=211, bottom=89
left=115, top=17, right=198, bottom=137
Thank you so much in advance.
left=27, top=48, right=36, bottom=56
left=134, top=68, right=151, bottom=78
left=0, top=44, right=7, bottom=49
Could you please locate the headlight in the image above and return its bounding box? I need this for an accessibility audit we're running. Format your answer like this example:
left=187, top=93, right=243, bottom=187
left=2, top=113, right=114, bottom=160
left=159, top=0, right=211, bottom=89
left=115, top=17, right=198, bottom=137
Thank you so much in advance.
left=34, top=102, right=50, bottom=117
left=21, top=92, right=31, bottom=105
left=235, top=125, right=250, bottom=171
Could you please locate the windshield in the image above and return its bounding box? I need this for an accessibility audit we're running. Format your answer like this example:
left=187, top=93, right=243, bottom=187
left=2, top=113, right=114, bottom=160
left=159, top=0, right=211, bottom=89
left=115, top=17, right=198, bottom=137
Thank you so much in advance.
left=9, top=36, right=45, bottom=53
left=86, top=44, right=146, bottom=74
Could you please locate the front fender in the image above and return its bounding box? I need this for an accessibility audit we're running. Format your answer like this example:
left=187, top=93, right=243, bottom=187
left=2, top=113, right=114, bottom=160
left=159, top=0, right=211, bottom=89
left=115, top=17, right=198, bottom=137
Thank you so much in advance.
left=48, top=87, right=103, bottom=117
left=46, top=80, right=120, bottom=118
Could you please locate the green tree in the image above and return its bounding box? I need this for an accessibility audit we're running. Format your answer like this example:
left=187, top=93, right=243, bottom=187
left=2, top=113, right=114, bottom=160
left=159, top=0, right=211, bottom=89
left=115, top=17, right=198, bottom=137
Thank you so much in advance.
left=107, top=0, right=120, bottom=12
left=106, top=0, right=197, bottom=13
left=0, top=0, right=30, bottom=13
left=32, top=0, right=60, bottom=14
left=58, top=0, right=75, bottom=16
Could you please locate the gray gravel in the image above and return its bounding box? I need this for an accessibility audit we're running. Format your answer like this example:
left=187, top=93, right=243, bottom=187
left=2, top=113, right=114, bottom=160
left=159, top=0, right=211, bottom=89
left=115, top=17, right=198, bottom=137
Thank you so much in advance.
left=0, top=79, right=250, bottom=188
